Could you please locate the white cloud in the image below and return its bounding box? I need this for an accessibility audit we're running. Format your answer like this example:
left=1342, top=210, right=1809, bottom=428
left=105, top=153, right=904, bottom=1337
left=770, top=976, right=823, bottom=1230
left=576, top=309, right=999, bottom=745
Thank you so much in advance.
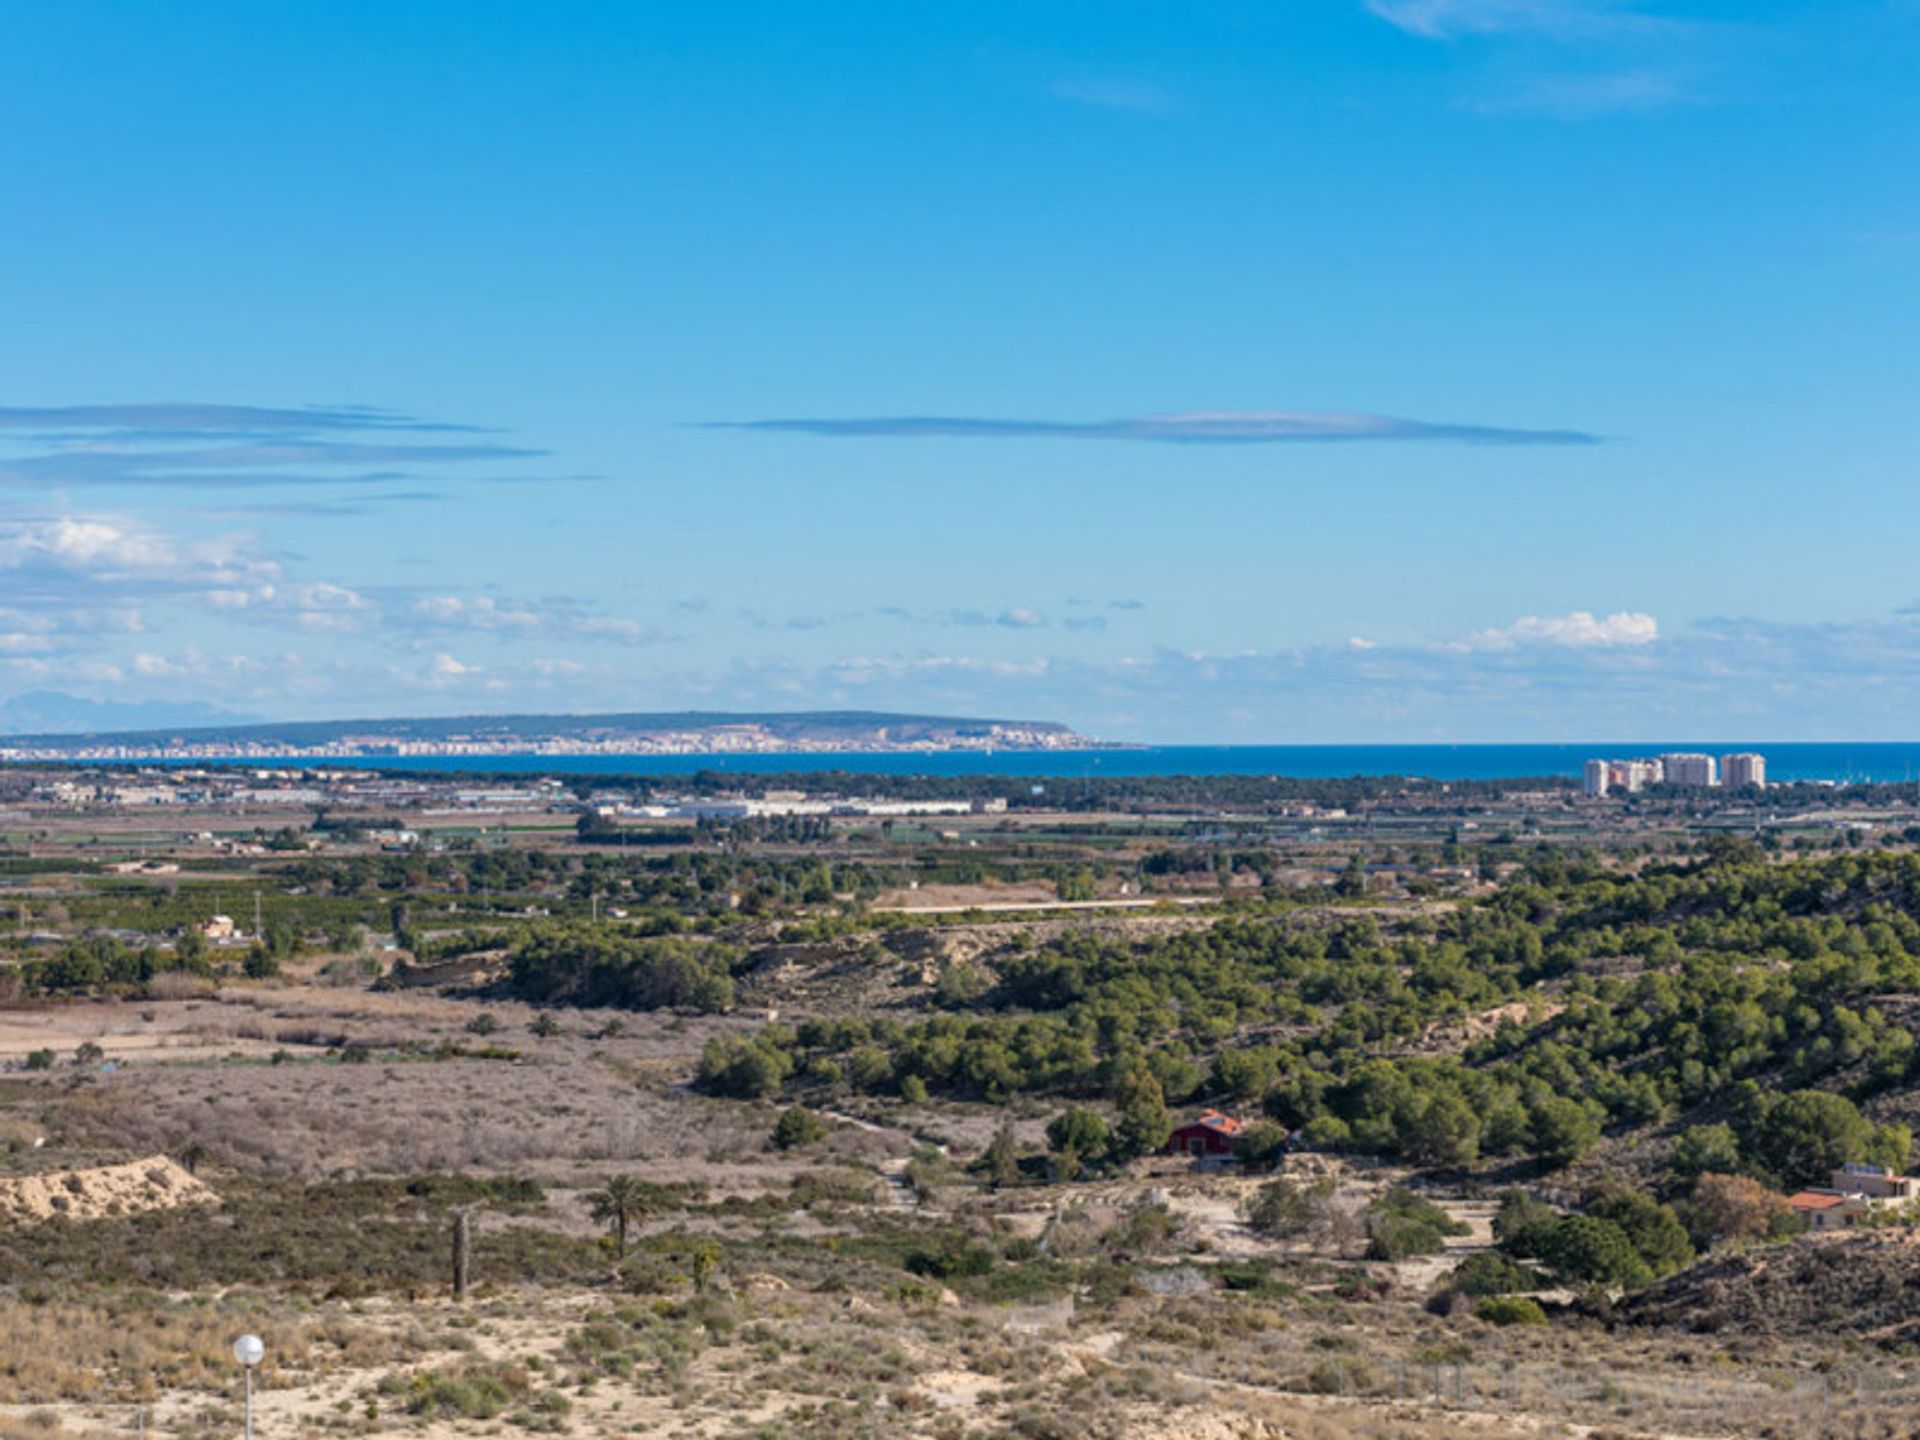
left=406, top=593, right=668, bottom=646
left=426, top=652, right=476, bottom=685
left=411, top=595, right=541, bottom=631
left=1460, top=610, right=1658, bottom=651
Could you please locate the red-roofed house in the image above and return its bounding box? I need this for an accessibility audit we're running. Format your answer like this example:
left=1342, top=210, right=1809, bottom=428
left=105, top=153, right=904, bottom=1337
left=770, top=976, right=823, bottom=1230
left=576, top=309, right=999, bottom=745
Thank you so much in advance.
left=1786, top=1190, right=1864, bottom=1233
left=1166, top=1111, right=1244, bottom=1160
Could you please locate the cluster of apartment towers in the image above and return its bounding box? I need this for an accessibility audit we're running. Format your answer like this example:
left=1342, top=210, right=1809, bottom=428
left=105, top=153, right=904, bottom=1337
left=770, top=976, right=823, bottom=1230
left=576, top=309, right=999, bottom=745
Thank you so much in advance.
left=1582, top=751, right=1766, bottom=797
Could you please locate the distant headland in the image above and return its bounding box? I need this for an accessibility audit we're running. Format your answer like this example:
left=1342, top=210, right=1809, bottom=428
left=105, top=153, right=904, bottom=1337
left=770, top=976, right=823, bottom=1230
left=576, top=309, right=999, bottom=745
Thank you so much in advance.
left=0, top=709, right=1102, bottom=761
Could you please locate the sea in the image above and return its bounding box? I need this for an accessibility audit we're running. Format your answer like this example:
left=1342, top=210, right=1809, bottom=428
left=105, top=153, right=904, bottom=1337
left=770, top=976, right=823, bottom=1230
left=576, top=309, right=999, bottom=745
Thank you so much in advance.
left=90, top=743, right=1920, bottom=785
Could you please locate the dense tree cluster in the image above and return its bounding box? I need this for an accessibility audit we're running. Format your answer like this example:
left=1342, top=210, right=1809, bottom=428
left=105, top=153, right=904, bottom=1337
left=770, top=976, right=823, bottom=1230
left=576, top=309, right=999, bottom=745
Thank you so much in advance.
left=505, top=924, right=737, bottom=1012
left=714, top=850, right=1920, bottom=1178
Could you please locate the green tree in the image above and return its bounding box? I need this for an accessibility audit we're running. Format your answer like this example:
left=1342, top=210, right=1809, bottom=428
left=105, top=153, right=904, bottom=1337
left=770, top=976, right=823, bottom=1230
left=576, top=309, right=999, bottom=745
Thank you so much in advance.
left=1231, top=1120, right=1291, bottom=1171
left=984, top=1122, right=1021, bottom=1190
left=1492, top=1189, right=1559, bottom=1258
left=1528, top=1096, right=1601, bottom=1172
left=1537, top=1216, right=1652, bottom=1288
left=696, top=1036, right=794, bottom=1099
left=1587, top=1191, right=1694, bottom=1278
left=1111, top=1065, right=1172, bottom=1161
left=1671, top=1123, right=1742, bottom=1180
left=1751, top=1089, right=1873, bottom=1187
left=1399, top=1090, right=1481, bottom=1168
left=585, top=1174, right=648, bottom=1258
left=1046, top=1107, right=1111, bottom=1175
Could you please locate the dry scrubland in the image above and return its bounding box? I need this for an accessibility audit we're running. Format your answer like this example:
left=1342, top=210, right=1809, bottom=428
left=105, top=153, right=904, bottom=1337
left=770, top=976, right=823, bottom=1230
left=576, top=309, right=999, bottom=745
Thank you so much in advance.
left=10, top=784, right=1920, bottom=1440
left=3, top=979, right=1920, bottom=1440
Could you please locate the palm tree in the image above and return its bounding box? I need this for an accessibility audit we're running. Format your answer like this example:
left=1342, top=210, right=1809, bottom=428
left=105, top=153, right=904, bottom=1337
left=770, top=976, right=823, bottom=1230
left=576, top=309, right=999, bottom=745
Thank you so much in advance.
left=585, top=1174, right=646, bottom=1257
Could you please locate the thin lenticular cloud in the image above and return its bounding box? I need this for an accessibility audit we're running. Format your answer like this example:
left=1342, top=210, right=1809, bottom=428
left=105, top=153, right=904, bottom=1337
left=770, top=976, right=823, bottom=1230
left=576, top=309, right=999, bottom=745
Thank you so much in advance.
left=709, top=409, right=1601, bottom=445
left=0, top=400, right=563, bottom=490
left=0, top=403, right=484, bottom=434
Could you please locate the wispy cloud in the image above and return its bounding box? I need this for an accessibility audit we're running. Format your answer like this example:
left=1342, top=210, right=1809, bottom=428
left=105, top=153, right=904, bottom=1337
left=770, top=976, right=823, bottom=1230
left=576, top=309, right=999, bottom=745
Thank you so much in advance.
left=397, top=593, right=675, bottom=647
left=1471, top=67, right=1697, bottom=117
left=0, top=403, right=485, bottom=435
left=1047, top=79, right=1178, bottom=114
left=708, top=409, right=1600, bottom=446
left=1366, top=1, right=1713, bottom=118
left=1365, top=0, right=1673, bottom=41
left=0, top=401, right=566, bottom=491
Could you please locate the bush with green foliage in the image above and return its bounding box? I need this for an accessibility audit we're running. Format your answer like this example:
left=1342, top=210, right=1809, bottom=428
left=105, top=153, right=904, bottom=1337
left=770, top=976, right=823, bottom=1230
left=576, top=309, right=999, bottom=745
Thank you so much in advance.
left=1535, top=1215, right=1652, bottom=1289
left=1586, top=1190, right=1694, bottom=1278
left=696, top=1034, right=796, bottom=1099
left=771, top=1105, right=828, bottom=1151
left=1045, top=1107, right=1112, bottom=1176
left=1476, top=1295, right=1548, bottom=1326
left=1445, top=1250, right=1539, bottom=1297
left=1364, top=1187, right=1469, bottom=1261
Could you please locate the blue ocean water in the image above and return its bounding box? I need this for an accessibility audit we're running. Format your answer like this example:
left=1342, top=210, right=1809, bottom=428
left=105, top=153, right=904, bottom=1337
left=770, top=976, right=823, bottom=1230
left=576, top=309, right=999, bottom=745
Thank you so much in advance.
left=111, top=744, right=1920, bottom=784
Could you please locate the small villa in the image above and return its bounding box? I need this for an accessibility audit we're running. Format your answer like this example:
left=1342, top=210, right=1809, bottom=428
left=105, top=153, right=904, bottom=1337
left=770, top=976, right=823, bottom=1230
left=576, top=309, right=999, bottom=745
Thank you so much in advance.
left=1786, top=1164, right=1917, bottom=1232
left=1165, top=1111, right=1244, bottom=1160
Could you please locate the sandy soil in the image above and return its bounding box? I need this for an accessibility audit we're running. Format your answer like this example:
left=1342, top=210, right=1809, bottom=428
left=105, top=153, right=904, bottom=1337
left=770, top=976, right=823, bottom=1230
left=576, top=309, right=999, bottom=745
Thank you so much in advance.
left=0, top=1154, right=214, bottom=1224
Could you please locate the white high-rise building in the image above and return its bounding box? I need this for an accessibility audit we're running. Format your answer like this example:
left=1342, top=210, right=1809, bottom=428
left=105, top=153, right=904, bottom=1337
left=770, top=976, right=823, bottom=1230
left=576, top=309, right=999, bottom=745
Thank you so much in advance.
left=1660, top=752, right=1718, bottom=787
left=1607, top=759, right=1662, bottom=792
left=1722, top=752, right=1767, bottom=789
left=1583, top=759, right=1610, bottom=797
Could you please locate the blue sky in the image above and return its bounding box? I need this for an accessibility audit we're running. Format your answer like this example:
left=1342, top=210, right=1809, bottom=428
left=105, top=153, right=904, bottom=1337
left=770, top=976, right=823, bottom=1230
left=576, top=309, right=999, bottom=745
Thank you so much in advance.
left=0, top=0, right=1916, bottom=742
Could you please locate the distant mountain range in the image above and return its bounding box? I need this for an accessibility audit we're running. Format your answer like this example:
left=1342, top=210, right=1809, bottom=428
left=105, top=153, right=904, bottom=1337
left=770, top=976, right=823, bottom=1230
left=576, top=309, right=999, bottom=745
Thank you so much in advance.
left=0, top=706, right=1091, bottom=756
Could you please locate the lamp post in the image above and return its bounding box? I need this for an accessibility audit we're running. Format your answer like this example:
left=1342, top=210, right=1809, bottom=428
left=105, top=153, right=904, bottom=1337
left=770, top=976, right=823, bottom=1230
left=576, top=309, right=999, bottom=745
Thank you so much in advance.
left=232, top=1334, right=264, bottom=1440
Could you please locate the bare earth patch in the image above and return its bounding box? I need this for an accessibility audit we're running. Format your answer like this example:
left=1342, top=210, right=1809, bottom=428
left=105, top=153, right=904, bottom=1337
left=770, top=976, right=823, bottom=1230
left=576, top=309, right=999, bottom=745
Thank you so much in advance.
left=0, top=1154, right=215, bottom=1224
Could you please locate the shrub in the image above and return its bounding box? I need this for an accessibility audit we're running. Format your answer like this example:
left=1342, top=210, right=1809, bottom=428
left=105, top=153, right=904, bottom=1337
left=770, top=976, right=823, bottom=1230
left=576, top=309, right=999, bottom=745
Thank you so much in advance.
left=1298, top=1114, right=1351, bottom=1150
left=1671, top=1123, right=1742, bottom=1179
left=1445, top=1250, right=1538, bottom=1297
left=771, top=1106, right=827, bottom=1151
left=905, top=1239, right=994, bottom=1281
left=1364, top=1187, right=1467, bottom=1261
left=1231, top=1120, right=1291, bottom=1171
left=1477, top=1296, right=1547, bottom=1327
left=1244, top=1177, right=1334, bottom=1238
left=1492, top=1189, right=1559, bottom=1257
left=1045, top=1108, right=1111, bottom=1173
left=696, top=1035, right=794, bottom=1099
left=1689, top=1172, right=1791, bottom=1243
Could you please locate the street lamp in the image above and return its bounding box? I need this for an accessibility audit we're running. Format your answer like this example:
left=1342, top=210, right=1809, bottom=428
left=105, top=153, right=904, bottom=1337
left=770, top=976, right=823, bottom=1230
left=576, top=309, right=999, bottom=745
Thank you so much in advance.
left=232, top=1334, right=264, bottom=1440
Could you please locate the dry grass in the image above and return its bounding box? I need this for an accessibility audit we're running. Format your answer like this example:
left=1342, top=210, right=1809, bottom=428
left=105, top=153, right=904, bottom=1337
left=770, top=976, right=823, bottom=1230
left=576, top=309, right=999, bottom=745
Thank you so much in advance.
left=0, top=1297, right=434, bottom=1403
